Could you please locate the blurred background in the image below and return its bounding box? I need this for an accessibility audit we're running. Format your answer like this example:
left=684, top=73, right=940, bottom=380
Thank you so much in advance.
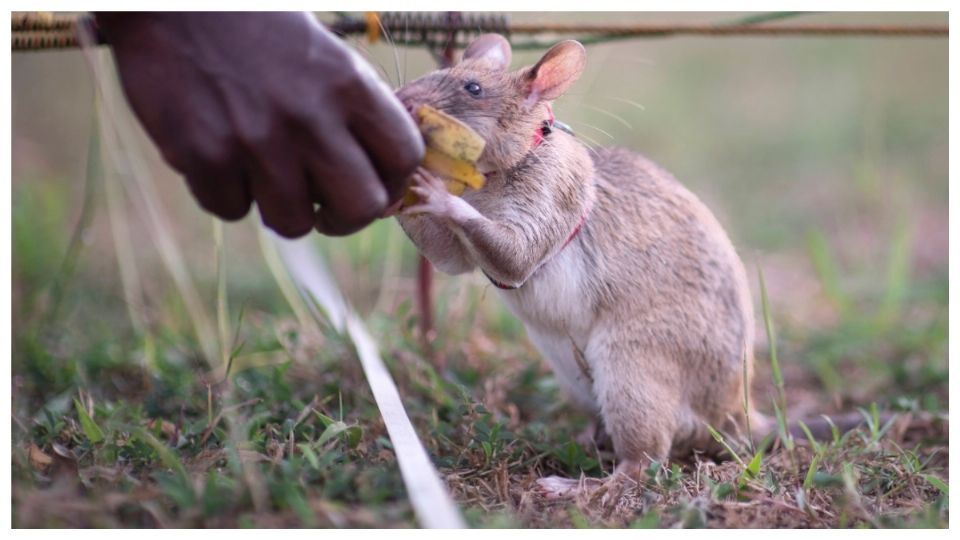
left=11, top=12, right=948, bottom=527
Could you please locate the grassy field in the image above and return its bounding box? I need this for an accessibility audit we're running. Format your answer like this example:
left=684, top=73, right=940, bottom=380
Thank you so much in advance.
left=11, top=12, right=948, bottom=528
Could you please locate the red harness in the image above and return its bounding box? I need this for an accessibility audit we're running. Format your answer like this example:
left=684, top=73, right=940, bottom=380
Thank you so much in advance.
left=532, top=103, right=556, bottom=147
left=484, top=104, right=589, bottom=290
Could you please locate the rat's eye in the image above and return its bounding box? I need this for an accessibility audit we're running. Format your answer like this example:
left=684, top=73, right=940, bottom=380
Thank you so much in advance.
left=464, top=81, right=482, bottom=96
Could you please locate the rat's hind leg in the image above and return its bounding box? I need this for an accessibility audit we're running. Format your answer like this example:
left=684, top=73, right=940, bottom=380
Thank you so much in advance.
left=586, top=330, right=683, bottom=474
left=535, top=334, right=681, bottom=498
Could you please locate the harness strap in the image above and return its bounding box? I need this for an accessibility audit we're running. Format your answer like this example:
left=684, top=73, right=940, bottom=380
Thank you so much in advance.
left=483, top=209, right=589, bottom=290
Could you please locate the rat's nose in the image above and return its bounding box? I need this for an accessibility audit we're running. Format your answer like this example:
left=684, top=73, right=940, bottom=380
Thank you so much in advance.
left=400, top=97, right=423, bottom=119
left=395, top=89, right=421, bottom=118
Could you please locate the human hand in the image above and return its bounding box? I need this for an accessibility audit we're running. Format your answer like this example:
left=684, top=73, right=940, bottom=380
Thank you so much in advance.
left=97, top=12, right=424, bottom=237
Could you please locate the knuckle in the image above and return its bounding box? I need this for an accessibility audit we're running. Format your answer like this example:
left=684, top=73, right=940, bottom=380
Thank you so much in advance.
left=324, top=54, right=372, bottom=102
left=234, top=117, right=276, bottom=152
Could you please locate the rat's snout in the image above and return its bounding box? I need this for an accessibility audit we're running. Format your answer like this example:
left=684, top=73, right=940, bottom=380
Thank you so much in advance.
left=395, top=82, right=431, bottom=119
left=396, top=91, right=421, bottom=118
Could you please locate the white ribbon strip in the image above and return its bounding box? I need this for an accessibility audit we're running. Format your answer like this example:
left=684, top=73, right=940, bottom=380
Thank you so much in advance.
left=271, top=235, right=466, bottom=528
left=79, top=20, right=465, bottom=526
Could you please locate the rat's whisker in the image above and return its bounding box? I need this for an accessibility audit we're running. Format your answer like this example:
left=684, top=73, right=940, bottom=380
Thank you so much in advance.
left=581, top=104, right=634, bottom=131
left=599, top=96, right=646, bottom=112
left=353, top=41, right=394, bottom=87
left=376, top=17, right=403, bottom=89
left=572, top=132, right=605, bottom=155
left=569, top=121, right=616, bottom=141
left=401, top=15, right=409, bottom=85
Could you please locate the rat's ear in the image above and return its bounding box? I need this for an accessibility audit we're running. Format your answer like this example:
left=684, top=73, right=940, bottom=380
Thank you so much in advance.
left=461, top=34, right=512, bottom=70
left=524, top=40, right=586, bottom=105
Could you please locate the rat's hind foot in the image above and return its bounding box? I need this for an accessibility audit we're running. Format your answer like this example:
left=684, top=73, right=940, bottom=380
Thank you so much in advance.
left=613, top=460, right=648, bottom=480
left=535, top=475, right=581, bottom=499
left=535, top=471, right=642, bottom=504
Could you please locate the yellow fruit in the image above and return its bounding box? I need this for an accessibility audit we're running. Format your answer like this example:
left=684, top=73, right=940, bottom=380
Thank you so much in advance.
left=444, top=179, right=467, bottom=196
left=401, top=190, right=419, bottom=208
left=400, top=106, right=487, bottom=208
left=421, top=147, right=485, bottom=191
left=416, top=105, right=486, bottom=163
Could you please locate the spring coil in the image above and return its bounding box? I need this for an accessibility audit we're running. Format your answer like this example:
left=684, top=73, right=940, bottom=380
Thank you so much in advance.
left=12, top=12, right=77, bottom=32
left=375, top=12, right=510, bottom=50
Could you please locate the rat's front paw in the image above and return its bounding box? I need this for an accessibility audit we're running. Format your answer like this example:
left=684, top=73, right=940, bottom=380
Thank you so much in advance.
left=401, top=168, right=456, bottom=218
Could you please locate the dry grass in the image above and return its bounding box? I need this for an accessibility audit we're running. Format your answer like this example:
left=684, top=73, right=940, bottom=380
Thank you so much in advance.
left=11, top=290, right=949, bottom=527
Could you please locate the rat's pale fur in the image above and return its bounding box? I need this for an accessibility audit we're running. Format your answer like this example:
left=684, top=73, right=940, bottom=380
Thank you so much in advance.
left=396, top=35, right=762, bottom=479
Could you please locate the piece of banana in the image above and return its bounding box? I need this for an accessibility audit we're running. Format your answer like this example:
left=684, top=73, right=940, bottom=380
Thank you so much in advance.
left=401, top=106, right=486, bottom=208
left=421, top=147, right=485, bottom=190
left=417, top=105, right=485, bottom=163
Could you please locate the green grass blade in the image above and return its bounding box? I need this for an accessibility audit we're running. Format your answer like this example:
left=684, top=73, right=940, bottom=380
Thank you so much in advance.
left=132, top=427, right=186, bottom=480
left=257, top=226, right=333, bottom=332
left=99, top=104, right=146, bottom=337
left=741, top=350, right=754, bottom=454
left=214, top=219, right=230, bottom=369
left=707, top=424, right=745, bottom=467
left=740, top=447, right=764, bottom=486
left=795, top=420, right=822, bottom=454
left=805, top=228, right=848, bottom=314
left=821, top=414, right=841, bottom=444
left=758, top=269, right=793, bottom=455
left=73, top=398, right=104, bottom=444
left=923, top=474, right=948, bottom=495
left=803, top=454, right=821, bottom=490
left=879, top=218, right=912, bottom=324
left=772, top=400, right=794, bottom=451
left=757, top=268, right=784, bottom=395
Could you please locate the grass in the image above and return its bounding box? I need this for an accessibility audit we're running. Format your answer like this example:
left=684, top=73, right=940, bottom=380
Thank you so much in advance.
left=11, top=11, right=948, bottom=528
left=9, top=180, right=949, bottom=528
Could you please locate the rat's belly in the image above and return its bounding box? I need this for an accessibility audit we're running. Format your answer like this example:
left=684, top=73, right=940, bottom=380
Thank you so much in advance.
left=497, top=246, right=592, bottom=331
left=524, top=325, right=598, bottom=413
left=496, top=246, right=599, bottom=411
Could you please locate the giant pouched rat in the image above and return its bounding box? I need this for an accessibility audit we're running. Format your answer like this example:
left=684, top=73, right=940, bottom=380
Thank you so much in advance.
left=392, top=34, right=902, bottom=493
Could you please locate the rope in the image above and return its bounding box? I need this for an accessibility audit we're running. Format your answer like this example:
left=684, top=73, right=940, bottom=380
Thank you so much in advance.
left=12, top=12, right=948, bottom=51
left=505, top=22, right=949, bottom=36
